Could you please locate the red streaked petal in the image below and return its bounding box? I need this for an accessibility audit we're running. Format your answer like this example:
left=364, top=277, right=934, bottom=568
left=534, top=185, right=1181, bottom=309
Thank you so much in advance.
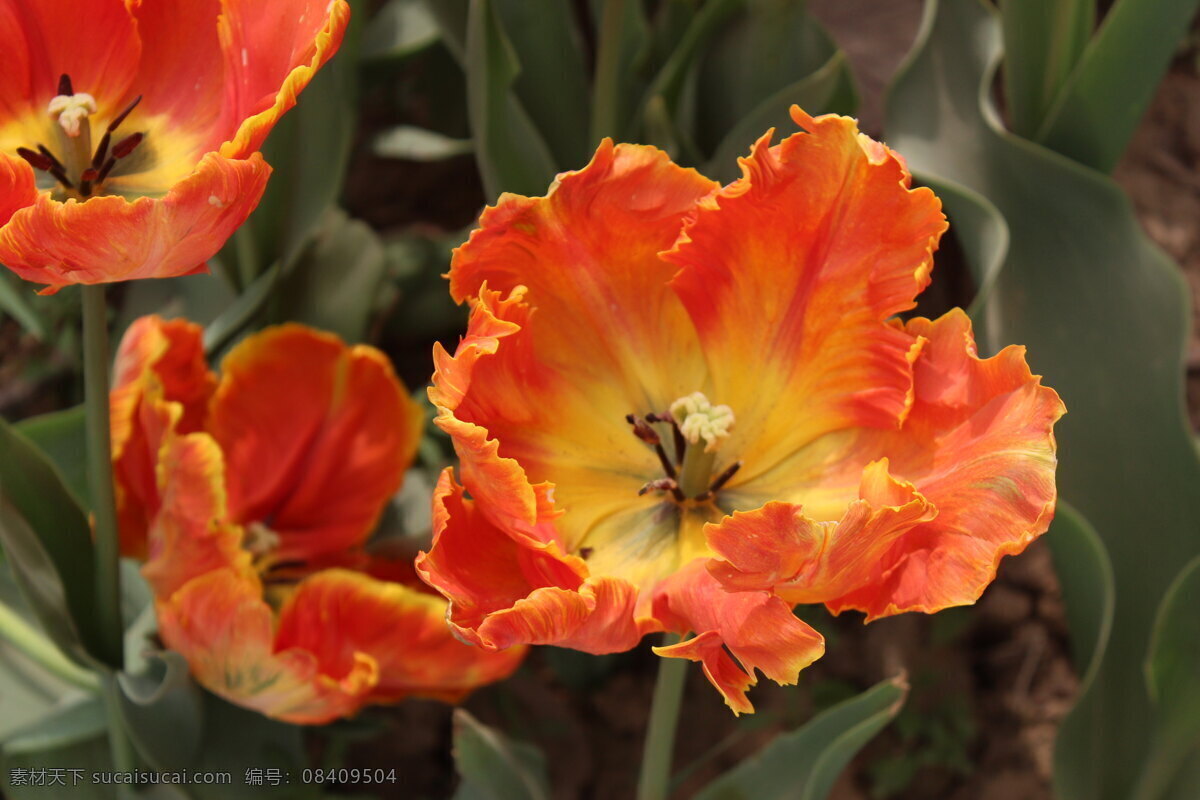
left=156, top=568, right=376, bottom=725
left=217, top=0, right=350, bottom=158
left=209, top=325, right=419, bottom=564
left=664, top=108, right=946, bottom=498
left=825, top=310, right=1064, bottom=619
left=275, top=569, right=526, bottom=705
left=418, top=469, right=656, bottom=654
left=111, top=315, right=215, bottom=445
left=141, top=431, right=249, bottom=600
left=655, top=631, right=755, bottom=715
left=110, top=315, right=216, bottom=558
left=0, top=154, right=36, bottom=229
left=439, top=143, right=718, bottom=558
left=0, top=0, right=140, bottom=121
left=129, top=0, right=230, bottom=149
left=706, top=459, right=936, bottom=604
left=0, top=152, right=270, bottom=292
left=652, top=562, right=824, bottom=713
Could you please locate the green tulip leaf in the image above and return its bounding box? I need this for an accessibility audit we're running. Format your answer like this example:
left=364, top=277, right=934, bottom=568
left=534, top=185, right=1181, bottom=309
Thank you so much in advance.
left=997, top=0, right=1094, bottom=138
left=360, top=0, right=440, bottom=61
left=0, top=419, right=102, bottom=667
left=885, top=2, right=1200, bottom=797
left=695, top=673, right=908, bottom=800
left=1035, top=0, right=1200, bottom=173
left=451, top=709, right=550, bottom=800
left=15, top=405, right=88, bottom=510
left=463, top=0, right=558, bottom=199
left=1134, top=555, right=1200, bottom=799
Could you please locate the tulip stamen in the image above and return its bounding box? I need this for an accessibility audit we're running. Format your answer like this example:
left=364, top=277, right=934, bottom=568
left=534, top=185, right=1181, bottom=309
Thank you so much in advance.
left=626, top=414, right=678, bottom=480
left=20, top=76, right=146, bottom=197
left=639, top=477, right=685, bottom=502
left=628, top=395, right=738, bottom=503
left=646, top=411, right=687, bottom=466
left=694, top=461, right=742, bottom=503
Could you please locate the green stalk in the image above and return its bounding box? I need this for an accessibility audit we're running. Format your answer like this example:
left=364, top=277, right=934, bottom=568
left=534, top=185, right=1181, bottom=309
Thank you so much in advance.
left=82, top=285, right=137, bottom=780
left=637, top=632, right=686, bottom=800
left=590, top=0, right=628, bottom=144
left=81, top=284, right=123, bottom=667
left=0, top=601, right=100, bottom=692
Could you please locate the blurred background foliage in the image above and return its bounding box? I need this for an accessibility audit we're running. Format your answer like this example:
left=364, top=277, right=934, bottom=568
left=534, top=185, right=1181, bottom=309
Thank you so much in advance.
left=2, top=0, right=1199, bottom=798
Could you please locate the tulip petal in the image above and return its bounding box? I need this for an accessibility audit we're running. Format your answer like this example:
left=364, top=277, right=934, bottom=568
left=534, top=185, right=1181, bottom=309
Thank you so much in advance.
left=418, top=469, right=658, bottom=655
left=0, top=155, right=36, bottom=229
left=209, top=325, right=420, bottom=565
left=439, top=143, right=721, bottom=563
left=128, top=0, right=231, bottom=153
left=157, top=568, right=375, bottom=725
left=110, top=315, right=217, bottom=558
left=0, top=0, right=140, bottom=124
left=217, top=0, right=350, bottom=158
left=665, top=108, right=946, bottom=502
left=652, top=562, right=824, bottom=713
left=706, top=459, right=936, bottom=604
left=824, top=310, right=1064, bottom=619
left=0, top=152, right=270, bottom=292
left=141, top=431, right=249, bottom=600
left=276, top=569, right=526, bottom=705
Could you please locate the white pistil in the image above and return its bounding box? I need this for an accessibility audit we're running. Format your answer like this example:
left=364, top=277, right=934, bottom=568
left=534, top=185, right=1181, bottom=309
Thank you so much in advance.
left=244, top=521, right=281, bottom=560
left=670, top=392, right=735, bottom=454
left=47, top=93, right=97, bottom=138
left=670, top=392, right=735, bottom=498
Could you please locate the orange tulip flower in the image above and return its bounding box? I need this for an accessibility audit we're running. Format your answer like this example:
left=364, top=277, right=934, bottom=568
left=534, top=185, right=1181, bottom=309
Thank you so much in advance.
left=110, top=317, right=525, bottom=723
left=416, top=108, right=1065, bottom=713
left=0, top=0, right=349, bottom=293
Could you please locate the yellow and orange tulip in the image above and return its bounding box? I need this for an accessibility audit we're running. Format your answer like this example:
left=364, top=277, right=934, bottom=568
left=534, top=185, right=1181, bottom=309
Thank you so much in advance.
left=111, top=316, right=525, bottom=724
left=417, top=108, right=1065, bottom=713
left=0, top=0, right=348, bottom=293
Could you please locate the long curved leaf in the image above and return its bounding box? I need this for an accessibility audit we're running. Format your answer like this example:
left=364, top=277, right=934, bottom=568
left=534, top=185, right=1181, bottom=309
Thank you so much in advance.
left=885, top=2, right=1200, bottom=797
left=695, top=674, right=908, bottom=800
left=0, top=419, right=102, bottom=666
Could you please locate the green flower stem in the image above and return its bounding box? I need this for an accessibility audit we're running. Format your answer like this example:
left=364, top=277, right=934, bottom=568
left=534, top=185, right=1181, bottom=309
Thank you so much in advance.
left=82, top=285, right=137, bottom=779
left=637, top=632, right=686, bottom=800
left=81, top=284, right=123, bottom=668
left=0, top=601, right=100, bottom=692
left=590, top=0, right=628, bottom=144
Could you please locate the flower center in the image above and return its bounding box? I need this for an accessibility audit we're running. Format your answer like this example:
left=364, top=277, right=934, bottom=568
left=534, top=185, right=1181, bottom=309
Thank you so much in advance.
left=626, top=392, right=742, bottom=503
left=15, top=73, right=145, bottom=199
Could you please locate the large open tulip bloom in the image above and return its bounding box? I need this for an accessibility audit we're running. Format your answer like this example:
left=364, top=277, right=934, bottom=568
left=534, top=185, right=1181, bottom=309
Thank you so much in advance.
left=0, top=0, right=348, bottom=293
left=417, top=108, right=1065, bottom=713
left=110, top=317, right=525, bottom=723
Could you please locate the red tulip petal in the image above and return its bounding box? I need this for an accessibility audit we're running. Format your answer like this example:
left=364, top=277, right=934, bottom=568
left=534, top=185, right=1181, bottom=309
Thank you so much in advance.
left=437, top=143, right=719, bottom=565
left=217, top=0, right=350, bottom=158
left=110, top=315, right=217, bottom=558
left=665, top=108, right=945, bottom=502
left=824, top=310, right=1064, bottom=619
left=706, top=459, right=936, bottom=604
left=141, top=431, right=249, bottom=600
left=0, top=0, right=140, bottom=122
left=0, top=152, right=270, bottom=292
left=0, top=154, right=36, bottom=229
left=209, top=325, right=420, bottom=565
left=418, top=469, right=657, bottom=654
left=652, top=562, right=824, bottom=713
left=276, top=569, right=526, bottom=705
left=157, top=568, right=376, bottom=725
left=128, top=0, right=230, bottom=151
